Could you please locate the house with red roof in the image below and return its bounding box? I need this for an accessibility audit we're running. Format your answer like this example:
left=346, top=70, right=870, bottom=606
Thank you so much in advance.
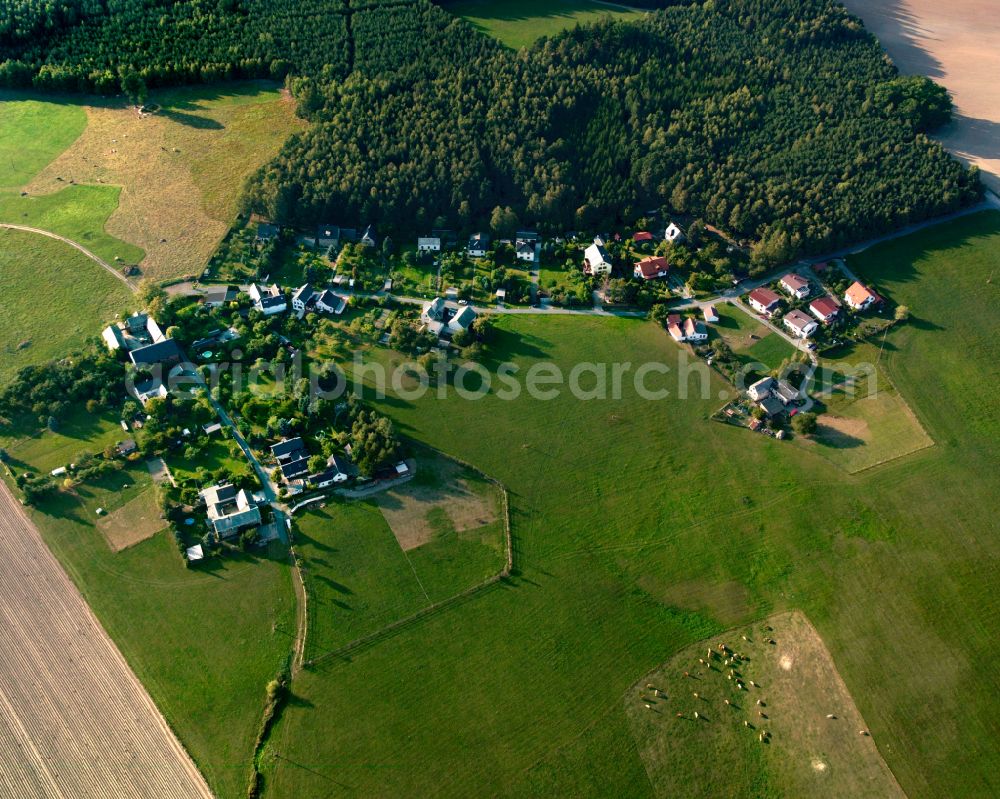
left=633, top=256, right=670, bottom=281
left=844, top=280, right=879, bottom=311
left=666, top=313, right=685, bottom=342
left=632, top=231, right=654, bottom=244
left=748, top=287, right=781, bottom=317
left=809, top=295, right=841, bottom=324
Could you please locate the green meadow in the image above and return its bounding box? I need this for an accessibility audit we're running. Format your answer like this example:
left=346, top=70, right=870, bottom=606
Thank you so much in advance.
left=256, top=213, right=1000, bottom=798
left=443, top=0, right=641, bottom=49
left=0, top=229, right=133, bottom=385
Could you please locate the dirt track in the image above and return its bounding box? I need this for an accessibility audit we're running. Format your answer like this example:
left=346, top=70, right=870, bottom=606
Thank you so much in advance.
left=0, top=483, right=213, bottom=799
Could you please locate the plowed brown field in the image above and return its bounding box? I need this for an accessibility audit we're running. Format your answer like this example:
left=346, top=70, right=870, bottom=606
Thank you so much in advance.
left=0, top=483, right=213, bottom=799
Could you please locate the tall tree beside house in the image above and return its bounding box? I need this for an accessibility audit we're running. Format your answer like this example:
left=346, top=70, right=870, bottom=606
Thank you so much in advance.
left=349, top=408, right=400, bottom=477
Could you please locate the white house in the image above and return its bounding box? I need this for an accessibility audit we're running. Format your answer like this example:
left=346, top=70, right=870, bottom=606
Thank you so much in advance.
left=467, top=233, right=489, bottom=258
left=683, top=317, right=708, bottom=341
left=291, top=283, right=315, bottom=312
left=809, top=296, right=840, bottom=325
left=315, top=289, right=346, bottom=315
left=583, top=240, right=612, bottom=276
left=702, top=304, right=719, bottom=323
left=748, top=376, right=775, bottom=401
left=782, top=308, right=819, bottom=338
left=515, top=240, right=535, bottom=262
left=312, top=454, right=352, bottom=488
left=420, top=297, right=477, bottom=337
left=417, top=236, right=441, bottom=252
left=248, top=283, right=287, bottom=315
left=665, top=222, right=685, bottom=243
left=359, top=225, right=377, bottom=248
left=779, top=273, right=811, bottom=300
left=844, top=280, right=878, bottom=311
left=748, top=287, right=781, bottom=317
left=200, top=483, right=261, bottom=539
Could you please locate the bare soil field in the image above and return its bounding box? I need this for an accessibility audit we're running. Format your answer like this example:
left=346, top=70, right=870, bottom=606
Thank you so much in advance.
left=626, top=610, right=905, bottom=798
left=97, top=488, right=165, bottom=551
left=0, top=483, right=212, bottom=799
left=842, top=0, right=1000, bottom=193
left=375, top=453, right=499, bottom=551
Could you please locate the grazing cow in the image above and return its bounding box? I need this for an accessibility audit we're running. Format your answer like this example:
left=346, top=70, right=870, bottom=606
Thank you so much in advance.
left=724, top=699, right=731, bottom=706
left=694, top=711, right=700, bottom=719
left=644, top=704, right=651, bottom=709
left=859, top=730, right=869, bottom=736
left=756, top=700, right=764, bottom=706
left=749, top=680, right=757, bottom=687
left=693, top=692, right=699, bottom=699
left=826, top=714, right=836, bottom=719
left=744, top=720, right=750, bottom=727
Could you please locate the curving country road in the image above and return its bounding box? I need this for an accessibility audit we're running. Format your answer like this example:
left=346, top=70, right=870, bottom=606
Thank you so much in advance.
left=0, top=482, right=214, bottom=799
left=0, top=223, right=136, bottom=290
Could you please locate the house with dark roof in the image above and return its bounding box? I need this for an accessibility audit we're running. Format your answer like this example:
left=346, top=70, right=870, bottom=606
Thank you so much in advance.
left=809, top=295, right=841, bottom=325
left=248, top=283, right=287, bottom=316
left=316, top=224, right=340, bottom=248
left=748, top=288, right=781, bottom=317
left=633, top=255, right=670, bottom=280
left=256, top=222, right=279, bottom=243
left=102, top=312, right=165, bottom=354
left=467, top=233, right=490, bottom=258
left=129, top=338, right=184, bottom=367
left=292, top=283, right=316, bottom=312
left=774, top=379, right=799, bottom=405
left=202, top=285, right=236, bottom=308
left=311, top=453, right=354, bottom=488
left=757, top=395, right=785, bottom=418
left=315, top=289, right=346, bottom=315
left=515, top=239, right=535, bottom=262
left=271, top=437, right=312, bottom=482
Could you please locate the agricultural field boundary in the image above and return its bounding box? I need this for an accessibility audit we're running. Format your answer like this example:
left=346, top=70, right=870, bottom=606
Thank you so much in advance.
left=305, top=445, right=513, bottom=668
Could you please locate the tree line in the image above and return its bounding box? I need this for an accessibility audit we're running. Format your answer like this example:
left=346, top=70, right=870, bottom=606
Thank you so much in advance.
left=0, top=0, right=979, bottom=266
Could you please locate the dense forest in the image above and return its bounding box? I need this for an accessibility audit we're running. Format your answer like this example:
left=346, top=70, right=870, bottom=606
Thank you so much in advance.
left=0, top=0, right=980, bottom=264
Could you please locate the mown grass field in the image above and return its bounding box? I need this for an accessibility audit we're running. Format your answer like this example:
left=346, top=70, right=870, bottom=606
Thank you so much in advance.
left=0, top=82, right=305, bottom=282
left=294, top=458, right=505, bottom=659
left=0, top=407, right=125, bottom=473
left=258, top=213, right=1000, bottom=798
left=444, top=0, right=642, bottom=49
left=0, top=229, right=133, bottom=385
left=714, top=302, right=796, bottom=372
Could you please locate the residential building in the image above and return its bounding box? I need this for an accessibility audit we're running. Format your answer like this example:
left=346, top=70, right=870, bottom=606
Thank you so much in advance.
left=467, top=233, right=490, bottom=257
left=633, top=255, right=670, bottom=281
left=783, top=308, right=819, bottom=338
left=200, top=483, right=261, bottom=539
left=417, top=236, right=441, bottom=252
left=757, top=395, right=786, bottom=418
left=420, top=297, right=477, bottom=338
left=666, top=313, right=685, bottom=342
left=683, top=317, right=708, bottom=341
left=315, top=290, right=346, bottom=315
left=665, top=222, right=685, bottom=243
left=271, top=437, right=310, bottom=482
left=774, top=379, right=799, bottom=405
left=515, top=230, right=538, bottom=244
left=779, top=273, right=811, bottom=299
left=202, top=285, right=235, bottom=308
left=809, top=295, right=841, bottom=325
left=748, top=376, right=775, bottom=401
left=291, top=284, right=315, bottom=312
left=359, top=225, right=377, bottom=248
left=748, top=288, right=781, bottom=317
left=255, top=222, right=279, bottom=243
left=515, top=240, right=535, bottom=262
left=131, top=377, right=168, bottom=406
left=316, top=224, right=340, bottom=248
left=129, top=338, right=184, bottom=368
left=248, top=283, right=287, bottom=316
left=312, top=454, right=353, bottom=488
left=583, top=240, right=612, bottom=276
left=702, top=304, right=719, bottom=323
left=633, top=231, right=654, bottom=244
left=495, top=288, right=507, bottom=303
left=844, top=280, right=878, bottom=311
left=102, top=312, right=165, bottom=354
